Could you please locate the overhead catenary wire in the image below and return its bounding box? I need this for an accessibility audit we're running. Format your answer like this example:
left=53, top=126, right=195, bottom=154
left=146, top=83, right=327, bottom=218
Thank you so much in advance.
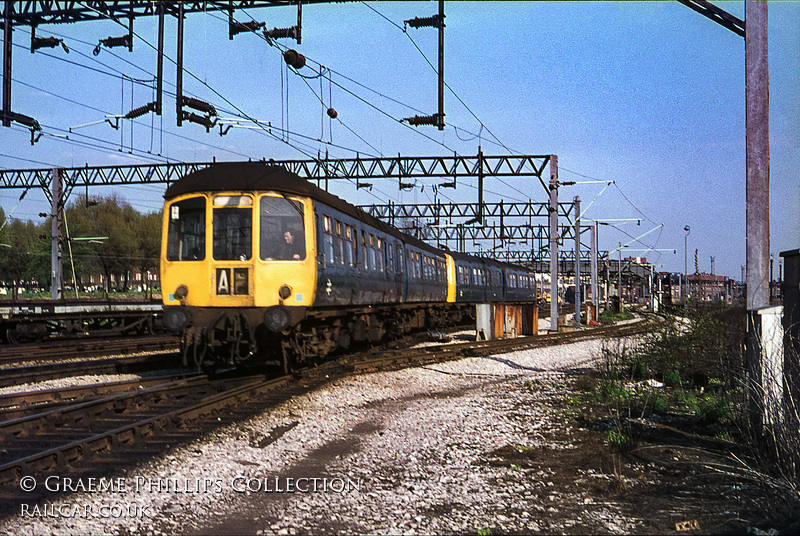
left=217, top=9, right=470, bottom=158
left=10, top=43, right=265, bottom=162
left=23, top=4, right=525, bottom=196
left=5, top=4, right=663, bottom=246
left=361, top=1, right=516, bottom=156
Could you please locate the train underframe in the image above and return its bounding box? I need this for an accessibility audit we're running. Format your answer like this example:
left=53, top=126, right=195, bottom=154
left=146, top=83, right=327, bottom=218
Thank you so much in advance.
left=1, top=310, right=159, bottom=344
left=177, top=302, right=473, bottom=372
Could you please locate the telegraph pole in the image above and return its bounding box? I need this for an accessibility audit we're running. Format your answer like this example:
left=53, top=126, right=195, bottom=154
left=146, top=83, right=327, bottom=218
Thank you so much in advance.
left=746, top=0, right=769, bottom=310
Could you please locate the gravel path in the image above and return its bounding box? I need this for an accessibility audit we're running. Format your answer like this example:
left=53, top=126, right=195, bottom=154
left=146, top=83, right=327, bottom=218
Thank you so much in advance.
left=0, top=336, right=643, bottom=536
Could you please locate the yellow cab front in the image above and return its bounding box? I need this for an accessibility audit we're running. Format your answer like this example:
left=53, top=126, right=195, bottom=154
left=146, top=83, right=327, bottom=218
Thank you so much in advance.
left=161, top=191, right=317, bottom=313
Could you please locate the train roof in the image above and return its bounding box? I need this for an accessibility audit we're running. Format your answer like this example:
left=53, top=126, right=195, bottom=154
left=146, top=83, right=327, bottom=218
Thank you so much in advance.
left=164, top=161, right=444, bottom=256
left=165, top=162, right=325, bottom=200
left=448, top=249, right=534, bottom=273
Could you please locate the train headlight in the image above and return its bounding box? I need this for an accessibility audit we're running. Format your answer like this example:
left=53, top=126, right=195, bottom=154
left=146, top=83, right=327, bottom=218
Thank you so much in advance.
left=163, top=307, right=190, bottom=331
left=279, top=285, right=292, bottom=300
left=263, top=306, right=290, bottom=333
left=174, top=284, right=189, bottom=301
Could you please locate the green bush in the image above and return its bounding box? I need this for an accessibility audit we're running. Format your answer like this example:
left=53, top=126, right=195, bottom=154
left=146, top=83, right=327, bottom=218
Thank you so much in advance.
left=608, top=308, right=745, bottom=387
left=664, top=370, right=681, bottom=387
left=651, top=393, right=669, bottom=414
left=696, top=395, right=730, bottom=424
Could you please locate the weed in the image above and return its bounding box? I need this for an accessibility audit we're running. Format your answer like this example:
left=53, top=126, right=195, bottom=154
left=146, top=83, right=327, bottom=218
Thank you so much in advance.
left=664, top=369, right=681, bottom=387
left=608, top=424, right=632, bottom=449
left=714, top=429, right=734, bottom=443
left=514, top=444, right=536, bottom=452
left=598, top=381, right=631, bottom=403
left=477, top=528, right=492, bottom=536
left=696, top=395, right=730, bottom=424
left=650, top=393, right=669, bottom=414
left=562, top=395, right=583, bottom=406
left=674, top=390, right=698, bottom=413
left=524, top=378, right=543, bottom=392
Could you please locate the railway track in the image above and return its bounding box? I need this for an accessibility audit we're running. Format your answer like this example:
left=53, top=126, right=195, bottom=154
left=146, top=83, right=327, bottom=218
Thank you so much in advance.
left=0, top=335, right=179, bottom=365
left=0, top=351, right=182, bottom=389
left=317, top=317, right=655, bottom=379
left=0, top=373, right=201, bottom=422
left=0, top=317, right=653, bottom=509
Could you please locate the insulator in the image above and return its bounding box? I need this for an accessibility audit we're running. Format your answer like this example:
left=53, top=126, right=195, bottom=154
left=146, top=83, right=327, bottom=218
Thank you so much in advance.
left=8, top=111, right=40, bottom=130
left=100, top=35, right=131, bottom=49
left=404, top=114, right=438, bottom=127
left=125, top=102, right=155, bottom=119
left=405, top=15, right=443, bottom=29
left=182, top=97, right=217, bottom=116
left=283, top=49, right=306, bottom=69
left=184, top=113, right=216, bottom=130
left=230, top=20, right=264, bottom=36
left=327, top=108, right=338, bottom=119
left=32, top=36, right=61, bottom=51
left=265, top=26, right=298, bottom=40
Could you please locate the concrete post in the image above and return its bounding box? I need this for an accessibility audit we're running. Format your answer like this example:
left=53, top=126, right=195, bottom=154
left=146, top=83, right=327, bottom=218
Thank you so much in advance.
left=50, top=168, right=63, bottom=300
left=744, top=0, right=771, bottom=437
left=549, top=156, right=559, bottom=332
left=745, top=0, right=770, bottom=310
left=591, top=222, right=599, bottom=314
left=574, top=196, right=581, bottom=328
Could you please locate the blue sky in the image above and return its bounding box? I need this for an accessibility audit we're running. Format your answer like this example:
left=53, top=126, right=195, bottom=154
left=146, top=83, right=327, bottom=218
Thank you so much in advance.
left=1, top=1, right=798, bottom=280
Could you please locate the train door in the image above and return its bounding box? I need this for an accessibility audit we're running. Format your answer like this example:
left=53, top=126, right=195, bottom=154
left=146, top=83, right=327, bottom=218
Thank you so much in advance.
left=315, top=211, right=351, bottom=306
left=210, top=194, right=255, bottom=306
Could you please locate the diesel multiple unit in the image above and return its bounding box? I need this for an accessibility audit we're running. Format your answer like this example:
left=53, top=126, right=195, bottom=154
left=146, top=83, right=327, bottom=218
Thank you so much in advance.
left=160, top=162, right=536, bottom=371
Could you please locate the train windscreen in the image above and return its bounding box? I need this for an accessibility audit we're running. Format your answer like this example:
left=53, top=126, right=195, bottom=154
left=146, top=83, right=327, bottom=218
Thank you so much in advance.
left=213, top=195, right=253, bottom=261
left=259, top=196, right=306, bottom=261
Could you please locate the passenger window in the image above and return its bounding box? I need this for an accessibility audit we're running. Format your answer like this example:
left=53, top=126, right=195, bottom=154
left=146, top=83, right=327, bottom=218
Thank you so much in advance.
left=396, top=244, right=403, bottom=275
left=367, top=234, right=376, bottom=272
left=345, top=225, right=355, bottom=267
left=360, top=231, right=368, bottom=271
left=385, top=240, right=393, bottom=275
left=323, top=216, right=334, bottom=264
left=334, top=220, right=344, bottom=265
